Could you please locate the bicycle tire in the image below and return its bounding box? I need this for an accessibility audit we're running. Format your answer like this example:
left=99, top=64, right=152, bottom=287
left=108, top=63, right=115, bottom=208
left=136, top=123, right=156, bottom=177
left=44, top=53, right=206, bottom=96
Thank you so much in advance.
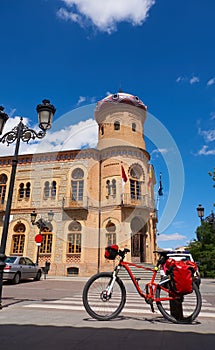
left=156, top=281, right=202, bottom=324
left=82, top=272, right=126, bottom=320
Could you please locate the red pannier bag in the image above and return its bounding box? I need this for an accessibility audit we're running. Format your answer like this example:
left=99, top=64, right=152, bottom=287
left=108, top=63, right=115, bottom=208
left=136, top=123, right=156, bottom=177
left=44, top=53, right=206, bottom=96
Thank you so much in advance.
left=104, top=245, right=119, bottom=260
left=165, top=258, right=197, bottom=295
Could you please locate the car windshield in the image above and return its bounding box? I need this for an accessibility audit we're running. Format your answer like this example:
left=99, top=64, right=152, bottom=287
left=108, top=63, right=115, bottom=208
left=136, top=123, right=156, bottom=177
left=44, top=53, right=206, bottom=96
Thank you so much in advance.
left=168, top=255, right=191, bottom=261
left=5, top=257, right=16, bottom=263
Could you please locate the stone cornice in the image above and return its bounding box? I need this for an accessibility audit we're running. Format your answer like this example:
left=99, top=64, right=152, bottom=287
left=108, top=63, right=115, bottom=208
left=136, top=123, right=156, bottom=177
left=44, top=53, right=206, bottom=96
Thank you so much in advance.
left=0, top=145, right=150, bottom=166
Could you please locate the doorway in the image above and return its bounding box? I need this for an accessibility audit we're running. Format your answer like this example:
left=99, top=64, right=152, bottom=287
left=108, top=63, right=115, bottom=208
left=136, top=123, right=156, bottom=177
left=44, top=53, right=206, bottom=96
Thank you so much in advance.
left=130, top=217, right=147, bottom=263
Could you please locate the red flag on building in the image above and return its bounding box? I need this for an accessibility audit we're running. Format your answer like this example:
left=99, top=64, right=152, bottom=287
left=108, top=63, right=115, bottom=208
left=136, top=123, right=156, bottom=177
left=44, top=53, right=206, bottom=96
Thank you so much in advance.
left=121, top=165, right=128, bottom=183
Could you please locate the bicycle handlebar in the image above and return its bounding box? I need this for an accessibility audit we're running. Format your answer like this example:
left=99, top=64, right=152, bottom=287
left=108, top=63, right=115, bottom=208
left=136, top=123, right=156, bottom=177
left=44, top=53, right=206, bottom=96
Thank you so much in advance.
left=153, top=250, right=170, bottom=267
left=118, top=248, right=130, bottom=259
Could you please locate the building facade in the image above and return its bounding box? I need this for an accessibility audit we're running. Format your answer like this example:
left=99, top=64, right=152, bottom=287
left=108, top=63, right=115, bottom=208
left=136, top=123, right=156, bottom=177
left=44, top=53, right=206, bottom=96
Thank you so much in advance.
left=0, top=92, right=157, bottom=276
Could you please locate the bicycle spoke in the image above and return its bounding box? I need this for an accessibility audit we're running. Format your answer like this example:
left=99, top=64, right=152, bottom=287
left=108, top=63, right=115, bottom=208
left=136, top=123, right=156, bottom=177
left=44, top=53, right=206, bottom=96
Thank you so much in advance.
left=83, top=272, right=126, bottom=320
left=156, top=282, right=202, bottom=323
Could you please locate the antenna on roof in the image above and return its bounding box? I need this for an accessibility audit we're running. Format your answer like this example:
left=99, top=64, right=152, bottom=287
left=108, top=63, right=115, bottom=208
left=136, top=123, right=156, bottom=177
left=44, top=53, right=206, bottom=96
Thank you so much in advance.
left=118, top=83, right=123, bottom=93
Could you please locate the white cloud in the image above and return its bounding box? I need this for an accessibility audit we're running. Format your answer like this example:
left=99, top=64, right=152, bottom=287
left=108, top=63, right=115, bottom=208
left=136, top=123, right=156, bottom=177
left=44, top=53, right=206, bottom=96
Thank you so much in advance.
left=77, top=96, right=97, bottom=106
left=157, top=233, right=186, bottom=242
left=176, top=75, right=200, bottom=85
left=57, top=0, right=156, bottom=33
left=197, top=145, right=215, bottom=156
left=207, top=78, right=215, bottom=86
left=57, top=7, right=82, bottom=24
left=176, top=76, right=185, bottom=83
left=0, top=117, right=98, bottom=156
left=198, top=127, right=215, bottom=142
left=189, top=76, right=200, bottom=85
left=151, top=148, right=168, bottom=155
left=77, top=96, right=87, bottom=105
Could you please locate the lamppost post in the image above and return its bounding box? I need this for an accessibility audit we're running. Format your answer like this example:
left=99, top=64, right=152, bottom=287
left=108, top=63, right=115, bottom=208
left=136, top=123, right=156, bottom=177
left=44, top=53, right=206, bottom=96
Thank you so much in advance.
left=0, top=100, right=56, bottom=309
left=30, top=210, right=54, bottom=265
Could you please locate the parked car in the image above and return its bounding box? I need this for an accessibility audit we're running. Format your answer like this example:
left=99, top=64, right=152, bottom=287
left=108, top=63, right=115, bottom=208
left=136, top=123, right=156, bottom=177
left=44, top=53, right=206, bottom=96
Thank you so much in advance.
left=165, top=250, right=201, bottom=287
left=3, top=256, right=42, bottom=284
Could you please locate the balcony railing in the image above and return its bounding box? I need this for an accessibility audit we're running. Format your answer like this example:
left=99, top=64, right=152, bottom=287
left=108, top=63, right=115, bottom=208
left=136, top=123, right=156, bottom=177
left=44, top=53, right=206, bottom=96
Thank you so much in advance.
left=63, top=196, right=88, bottom=210
left=122, top=193, right=155, bottom=211
left=0, top=202, right=6, bottom=212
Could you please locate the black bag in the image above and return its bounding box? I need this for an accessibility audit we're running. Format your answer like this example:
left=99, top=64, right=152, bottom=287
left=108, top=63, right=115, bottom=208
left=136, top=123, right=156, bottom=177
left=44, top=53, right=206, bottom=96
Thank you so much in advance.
left=104, top=245, right=119, bottom=260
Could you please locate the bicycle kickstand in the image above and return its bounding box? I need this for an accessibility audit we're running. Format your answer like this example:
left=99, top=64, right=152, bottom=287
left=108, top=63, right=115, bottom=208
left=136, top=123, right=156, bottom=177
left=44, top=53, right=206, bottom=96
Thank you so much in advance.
left=150, top=303, right=155, bottom=313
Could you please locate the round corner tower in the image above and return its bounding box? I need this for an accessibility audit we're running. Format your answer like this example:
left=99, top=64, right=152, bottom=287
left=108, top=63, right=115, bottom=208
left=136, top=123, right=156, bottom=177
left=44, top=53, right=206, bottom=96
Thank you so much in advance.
left=93, top=92, right=157, bottom=266
left=95, top=92, right=147, bottom=151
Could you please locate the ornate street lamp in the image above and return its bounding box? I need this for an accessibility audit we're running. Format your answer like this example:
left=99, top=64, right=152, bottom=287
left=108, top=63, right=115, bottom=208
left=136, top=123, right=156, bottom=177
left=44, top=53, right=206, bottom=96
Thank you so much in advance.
left=30, top=210, right=54, bottom=265
left=0, top=99, right=56, bottom=309
left=196, top=204, right=205, bottom=222
left=0, top=107, right=9, bottom=135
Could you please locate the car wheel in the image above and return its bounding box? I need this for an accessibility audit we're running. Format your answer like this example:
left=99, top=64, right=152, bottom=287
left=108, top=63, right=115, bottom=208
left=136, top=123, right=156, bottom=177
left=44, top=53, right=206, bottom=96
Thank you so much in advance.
left=12, top=273, right=20, bottom=284
left=34, top=271, right=41, bottom=281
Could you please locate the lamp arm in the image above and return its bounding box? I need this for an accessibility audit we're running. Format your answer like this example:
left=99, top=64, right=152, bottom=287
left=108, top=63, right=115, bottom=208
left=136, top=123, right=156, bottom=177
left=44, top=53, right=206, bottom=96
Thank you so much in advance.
left=32, top=218, right=48, bottom=230
left=0, top=118, right=46, bottom=145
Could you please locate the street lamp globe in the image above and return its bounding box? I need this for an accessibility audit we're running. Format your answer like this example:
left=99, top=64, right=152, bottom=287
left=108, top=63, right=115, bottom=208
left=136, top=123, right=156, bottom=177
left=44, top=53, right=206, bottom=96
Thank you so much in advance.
left=30, top=210, right=37, bottom=224
left=196, top=204, right=204, bottom=221
left=47, top=210, right=54, bottom=222
left=0, top=107, right=9, bottom=135
left=36, top=99, right=56, bottom=131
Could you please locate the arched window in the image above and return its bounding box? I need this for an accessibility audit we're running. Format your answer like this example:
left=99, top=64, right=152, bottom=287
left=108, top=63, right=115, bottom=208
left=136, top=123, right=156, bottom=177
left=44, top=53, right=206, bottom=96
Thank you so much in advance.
left=25, top=182, right=31, bottom=198
left=0, top=173, right=7, bottom=204
left=14, top=222, right=26, bottom=233
left=112, top=179, right=116, bottom=197
left=40, top=224, right=53, bottom=254
left=106, top=179, right=117, bottom=198
left=51, top=181, right=57, bottom=197
left=67, top=221, right=82, bottom=254
left=129, top=165, right=144, bottom=200
left=18, top=182, right=31, bottom=200
left=132, top=123, right=136, bottom=132
left=100, top=125, right=104, bottom=135
left=11, top=222, right=26, bottom=254
left=106, top=221, right=116, bottom=246
left=43, top=181, right=57, bottom=198
left=106, top=180, right=111, bottom=196
left=44, top=181, right=50, bottom=198
left=18, top=183, right=25, bottom=199
left=114, top=121, right=120, bottom=131
left=71, top=168, right=84, bottom=201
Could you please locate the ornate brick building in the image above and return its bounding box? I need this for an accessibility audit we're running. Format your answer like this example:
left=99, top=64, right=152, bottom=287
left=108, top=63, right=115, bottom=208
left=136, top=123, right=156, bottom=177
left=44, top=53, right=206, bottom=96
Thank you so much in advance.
left=0, top=92, right=157, bottom=276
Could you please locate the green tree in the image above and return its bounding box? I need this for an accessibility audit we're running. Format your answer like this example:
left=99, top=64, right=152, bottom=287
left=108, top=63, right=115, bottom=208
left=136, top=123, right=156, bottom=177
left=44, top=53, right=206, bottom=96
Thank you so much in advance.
left=189, top=222, right=215, bottom=278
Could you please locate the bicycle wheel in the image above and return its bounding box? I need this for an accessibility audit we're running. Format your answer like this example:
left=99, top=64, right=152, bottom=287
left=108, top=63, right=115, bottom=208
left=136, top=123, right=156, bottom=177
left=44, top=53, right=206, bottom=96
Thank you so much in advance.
left=82, top=272, right=126, bottom=320
left=156, top=282, right=202, bottom=324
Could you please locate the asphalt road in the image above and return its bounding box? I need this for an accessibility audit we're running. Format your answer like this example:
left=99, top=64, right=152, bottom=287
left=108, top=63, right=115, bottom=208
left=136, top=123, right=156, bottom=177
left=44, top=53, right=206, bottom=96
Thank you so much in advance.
left=0, top=277, right=214, bottom=350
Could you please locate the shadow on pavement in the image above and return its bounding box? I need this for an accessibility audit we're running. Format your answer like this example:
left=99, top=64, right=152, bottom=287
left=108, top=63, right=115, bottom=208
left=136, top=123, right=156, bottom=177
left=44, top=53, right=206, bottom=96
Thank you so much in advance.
left=0, top=325, right=214, bottom=350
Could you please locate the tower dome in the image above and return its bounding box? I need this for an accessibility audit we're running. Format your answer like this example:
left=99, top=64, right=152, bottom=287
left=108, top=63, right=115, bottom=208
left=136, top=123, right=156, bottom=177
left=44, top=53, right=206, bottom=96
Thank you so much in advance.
left=95, top=92, right=147, bottom=150
left=95, top=92, right=147, bottom=115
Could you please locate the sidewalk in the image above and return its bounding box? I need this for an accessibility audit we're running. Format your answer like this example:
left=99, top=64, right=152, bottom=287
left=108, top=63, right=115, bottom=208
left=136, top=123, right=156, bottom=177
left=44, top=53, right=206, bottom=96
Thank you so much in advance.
left=45, top=274, right=90, bottom=282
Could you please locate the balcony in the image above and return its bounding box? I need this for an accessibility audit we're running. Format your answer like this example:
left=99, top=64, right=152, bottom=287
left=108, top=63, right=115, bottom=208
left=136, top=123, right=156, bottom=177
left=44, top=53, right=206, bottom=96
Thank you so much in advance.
left=0, top=202, right=6, bottom=212
left=122, top=193, right=155, bottom=211
left=63, top=196, right=88, bottom=211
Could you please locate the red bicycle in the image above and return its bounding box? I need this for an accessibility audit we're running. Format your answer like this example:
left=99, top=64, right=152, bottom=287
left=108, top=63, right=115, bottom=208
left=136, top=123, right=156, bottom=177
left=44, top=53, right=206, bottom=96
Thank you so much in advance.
left=82, top=247, right=202, bottom=324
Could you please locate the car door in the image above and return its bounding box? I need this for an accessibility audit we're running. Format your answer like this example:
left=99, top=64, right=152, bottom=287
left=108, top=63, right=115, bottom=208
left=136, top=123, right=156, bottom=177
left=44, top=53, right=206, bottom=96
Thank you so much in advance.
left=18, top=257, right=29, bottom=279
left=24, top=257, right=37, bottom=278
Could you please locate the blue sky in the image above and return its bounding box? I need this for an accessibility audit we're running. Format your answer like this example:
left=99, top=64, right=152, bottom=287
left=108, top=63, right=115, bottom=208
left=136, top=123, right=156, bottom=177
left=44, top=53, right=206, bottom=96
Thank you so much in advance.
left=0, top=0, right=214, bottom=249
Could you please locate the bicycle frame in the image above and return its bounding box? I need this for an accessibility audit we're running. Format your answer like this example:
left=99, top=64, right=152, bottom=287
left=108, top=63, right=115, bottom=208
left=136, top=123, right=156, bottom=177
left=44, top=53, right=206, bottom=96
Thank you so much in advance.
left=115, top=260, right=177, bottom=303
